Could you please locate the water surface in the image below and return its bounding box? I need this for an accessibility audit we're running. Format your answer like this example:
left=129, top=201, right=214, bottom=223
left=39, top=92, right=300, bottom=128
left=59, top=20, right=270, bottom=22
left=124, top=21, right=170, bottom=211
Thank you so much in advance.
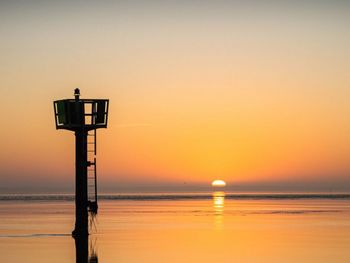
left=0, top=193, right=350, bottom=263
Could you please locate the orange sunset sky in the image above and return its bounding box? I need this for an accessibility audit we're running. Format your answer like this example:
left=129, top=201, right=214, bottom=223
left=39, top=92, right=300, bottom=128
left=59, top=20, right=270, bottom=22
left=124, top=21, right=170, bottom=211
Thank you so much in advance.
left=0, top=0, right=350, bottom=193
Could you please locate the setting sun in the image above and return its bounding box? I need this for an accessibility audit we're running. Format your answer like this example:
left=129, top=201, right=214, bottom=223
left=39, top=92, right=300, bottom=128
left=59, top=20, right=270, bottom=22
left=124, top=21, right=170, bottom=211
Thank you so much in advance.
left=211, top=180, right=226, bottom=187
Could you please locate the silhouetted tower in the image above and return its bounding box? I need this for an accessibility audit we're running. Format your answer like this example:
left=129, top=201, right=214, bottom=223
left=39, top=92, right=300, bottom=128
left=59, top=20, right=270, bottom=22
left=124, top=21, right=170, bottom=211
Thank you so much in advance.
left=54, top=89, right=109, bottom=236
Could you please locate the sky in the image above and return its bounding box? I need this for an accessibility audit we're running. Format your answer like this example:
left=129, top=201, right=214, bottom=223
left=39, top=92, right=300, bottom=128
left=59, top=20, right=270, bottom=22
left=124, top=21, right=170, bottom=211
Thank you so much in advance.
left=0, top=0, right=350, bottom=193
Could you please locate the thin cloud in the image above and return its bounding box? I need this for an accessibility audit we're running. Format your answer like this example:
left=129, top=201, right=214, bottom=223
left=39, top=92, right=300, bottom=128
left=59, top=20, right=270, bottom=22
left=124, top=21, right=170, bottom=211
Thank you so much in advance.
left=116, top=123, right=152, bottom=128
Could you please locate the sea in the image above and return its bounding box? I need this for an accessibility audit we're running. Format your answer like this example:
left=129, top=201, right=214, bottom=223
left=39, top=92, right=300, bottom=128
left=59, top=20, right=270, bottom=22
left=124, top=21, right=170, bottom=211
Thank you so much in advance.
left=0, top=193, right=350, bottom=263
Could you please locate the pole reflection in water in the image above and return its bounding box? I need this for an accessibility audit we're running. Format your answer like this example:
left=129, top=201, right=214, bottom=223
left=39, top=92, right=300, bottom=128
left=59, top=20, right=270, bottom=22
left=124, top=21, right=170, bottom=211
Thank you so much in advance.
left=212, top=191, right=225, bottom=229
left=89, top=236, right=98, bottom=263
left=74, top=235, right=98, bottom=263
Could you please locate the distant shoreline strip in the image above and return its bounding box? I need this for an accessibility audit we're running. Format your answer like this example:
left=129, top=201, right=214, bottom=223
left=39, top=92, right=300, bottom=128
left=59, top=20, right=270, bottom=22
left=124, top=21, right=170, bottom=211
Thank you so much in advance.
left=0, top=233, right=70, bottom=238
left=0, top=194, right=350, bottom=201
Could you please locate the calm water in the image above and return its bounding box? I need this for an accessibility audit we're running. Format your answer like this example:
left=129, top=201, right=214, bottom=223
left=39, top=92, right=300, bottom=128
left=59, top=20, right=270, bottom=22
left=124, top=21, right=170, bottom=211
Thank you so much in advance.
left=0, top=193, right=350, bottom=263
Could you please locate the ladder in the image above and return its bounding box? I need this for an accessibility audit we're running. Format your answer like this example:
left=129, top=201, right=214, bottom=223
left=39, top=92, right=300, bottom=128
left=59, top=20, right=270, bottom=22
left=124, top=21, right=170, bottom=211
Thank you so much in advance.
left=87, top=129, right=98, bottom=214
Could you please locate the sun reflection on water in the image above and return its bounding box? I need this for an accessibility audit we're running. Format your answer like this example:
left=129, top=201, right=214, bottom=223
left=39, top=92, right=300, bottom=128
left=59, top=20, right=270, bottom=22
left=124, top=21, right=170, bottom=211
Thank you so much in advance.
left=213, top=191, right=225, bottom=213
left=212, top=191, right=225, bottom=229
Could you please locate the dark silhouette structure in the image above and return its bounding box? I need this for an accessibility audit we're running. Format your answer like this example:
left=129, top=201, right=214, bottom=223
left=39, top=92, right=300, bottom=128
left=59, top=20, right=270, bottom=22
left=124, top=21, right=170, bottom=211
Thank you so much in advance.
left=75, top=234, right=99, bottom=263
left=54, top=89, right=109, bottom=237
left=75, top=235, right=89, bottom=263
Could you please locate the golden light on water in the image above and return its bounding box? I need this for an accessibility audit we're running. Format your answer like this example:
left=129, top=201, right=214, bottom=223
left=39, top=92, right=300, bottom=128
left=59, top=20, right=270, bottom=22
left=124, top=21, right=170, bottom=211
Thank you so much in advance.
left=213, top=191, right=225, bottom=211
left=211, top=180, right=226, bottom=187
left=213, top=191, right=225, bottom=229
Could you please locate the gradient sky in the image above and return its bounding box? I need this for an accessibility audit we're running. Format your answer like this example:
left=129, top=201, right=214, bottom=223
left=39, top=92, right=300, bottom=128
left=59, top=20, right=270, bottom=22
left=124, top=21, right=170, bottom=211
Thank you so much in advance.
left=0, top=0, right=350, bottom=193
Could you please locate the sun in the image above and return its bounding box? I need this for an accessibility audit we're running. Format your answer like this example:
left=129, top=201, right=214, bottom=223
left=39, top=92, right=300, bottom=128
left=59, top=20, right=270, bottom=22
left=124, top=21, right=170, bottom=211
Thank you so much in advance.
left=211, top=180, right=226, bottom=187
